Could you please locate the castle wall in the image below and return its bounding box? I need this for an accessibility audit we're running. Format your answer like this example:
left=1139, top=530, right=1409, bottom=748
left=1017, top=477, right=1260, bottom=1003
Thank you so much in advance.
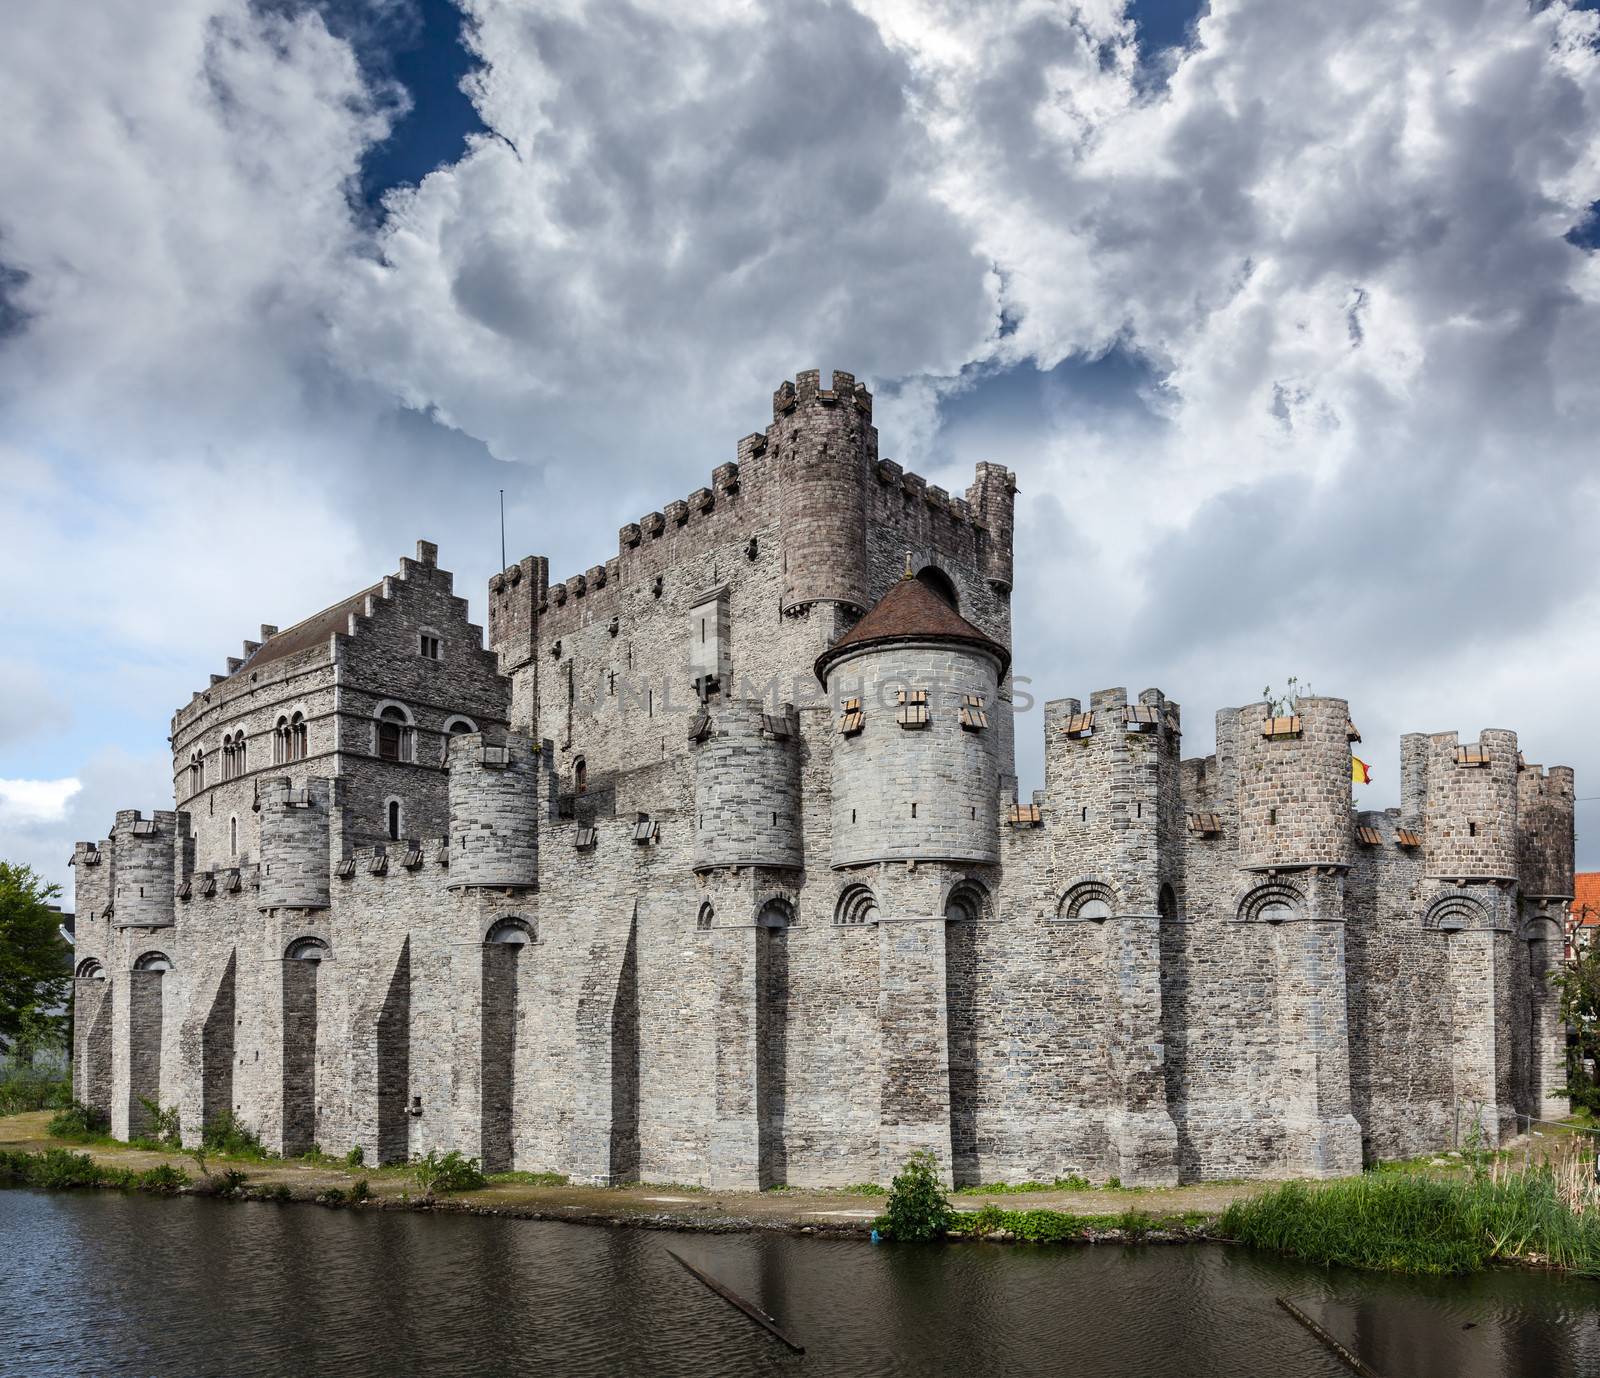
left=71, top=371, right=1573, bottom=1193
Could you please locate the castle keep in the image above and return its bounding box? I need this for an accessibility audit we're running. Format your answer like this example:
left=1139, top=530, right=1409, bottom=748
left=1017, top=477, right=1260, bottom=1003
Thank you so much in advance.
left=71, top=370, right=1575, bottom=1187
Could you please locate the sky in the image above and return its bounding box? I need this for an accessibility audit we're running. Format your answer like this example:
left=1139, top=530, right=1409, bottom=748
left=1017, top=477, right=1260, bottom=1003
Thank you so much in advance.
left=2, top=0, right=1599, bottom=899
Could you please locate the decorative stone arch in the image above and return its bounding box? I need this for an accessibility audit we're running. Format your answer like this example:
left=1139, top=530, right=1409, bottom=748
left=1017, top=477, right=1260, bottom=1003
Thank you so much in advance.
left=133, top=951, right=173, bottom=972
left=696, top=901, right=715, bottom=931
left=75, top=957, right=106, bottom=980
left=1518, top=912, right=1564, bottom=942
left=1423, top=891, right=1491, bottom=932
left=443, top=714, right=478, bottom=736
left=942, top=876, right=991, bottom=922
left=285, top=936, right=331, bottom=961
left=914, top=563, right=961, bottom=612
left=1236, top=880, right=1305, bottom=925
left=484, top=916, right=536, bottom=946
left=1055, top=877, right=1118, bottom=922
left=834, top=883, right=879, bottom=926
left=753, top=895, right=796, bottom=928
left=372, top=699, right=415, bottom=763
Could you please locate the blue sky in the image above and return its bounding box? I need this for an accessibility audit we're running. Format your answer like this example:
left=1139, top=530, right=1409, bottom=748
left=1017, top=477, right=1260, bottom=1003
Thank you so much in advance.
left=2, top=0, right=1599, bottom=893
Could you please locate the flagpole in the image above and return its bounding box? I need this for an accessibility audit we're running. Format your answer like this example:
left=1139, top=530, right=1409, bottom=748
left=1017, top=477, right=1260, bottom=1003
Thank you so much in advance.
left=499, top=489, right=506, bottom=573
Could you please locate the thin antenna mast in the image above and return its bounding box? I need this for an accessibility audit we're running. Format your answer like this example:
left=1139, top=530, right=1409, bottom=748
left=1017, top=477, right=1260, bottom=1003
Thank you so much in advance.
left=499, top=489, right=506, bottom=573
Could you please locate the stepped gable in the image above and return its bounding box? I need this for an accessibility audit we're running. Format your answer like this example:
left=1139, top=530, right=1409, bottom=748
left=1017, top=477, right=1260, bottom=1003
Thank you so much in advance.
left=814, top=575, right=1009, bottom=684
left=238, top=585, right=379, bottom=673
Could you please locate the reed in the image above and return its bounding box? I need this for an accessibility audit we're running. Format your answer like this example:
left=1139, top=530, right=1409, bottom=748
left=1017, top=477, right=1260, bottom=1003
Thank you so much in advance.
left=1221, top=1139, right=1600, bottom=1276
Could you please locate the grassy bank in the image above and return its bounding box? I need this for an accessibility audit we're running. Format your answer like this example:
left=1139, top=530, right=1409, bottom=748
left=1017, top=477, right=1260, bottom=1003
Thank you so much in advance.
left=1221, top=1148, right=1600, bottom=1276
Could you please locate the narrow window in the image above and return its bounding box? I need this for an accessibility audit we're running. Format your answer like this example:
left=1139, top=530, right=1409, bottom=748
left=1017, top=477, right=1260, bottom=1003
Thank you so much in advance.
left=911, top=802, right=918, bottom=818
left=378, top=707, right=409, bottom=762
left=1469, top=821, right=1477, bottom=837
left=575, top=758, right=588, bottom=795
left=290, top=712, right=307, bottom=761
left=419, top=633, right=441, bottom=660
left=851, top=809, right=856, bottom=824
left=387, top=800, right=402, bottom=841
left=1081, top=806, right=1088, bottom=823
left=229, top=816, right=238, bottom=856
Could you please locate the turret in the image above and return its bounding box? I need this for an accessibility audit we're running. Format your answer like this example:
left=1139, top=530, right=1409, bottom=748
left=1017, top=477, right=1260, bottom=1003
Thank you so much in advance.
left=774, top=369, right=874, bottom=616
left=1518, top=763, right=1574, bottom=900
left=818, top=577, right=1006, bottom=868
left=258, top=776, right=331, bottom=909
left=968, top=462, right=1017, bottom=594
left=1230, top=697, right=1355, bottom=871
left=110, top=810, right=177, bottom=929
left=447, top=732, right=538, bottom=888
left=692, top=700, right=801, bottom=871
left=1420, top=729, right=1520, bottom=882
left=487, top=555, right=549, bottom=735
left=1042, top=688, right=1181, bottom=913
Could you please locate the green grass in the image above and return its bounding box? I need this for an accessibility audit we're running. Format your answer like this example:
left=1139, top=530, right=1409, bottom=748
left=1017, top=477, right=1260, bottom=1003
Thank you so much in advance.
left=0, top=1147, right=189, bottom=1194
left=1220, top=1170, right=1600, bottom=1276
left=966, top=1175, right=1093, bottom=1194
left=956, top=1204, right=1197, bottom=1242
left=486, top=1170, right=570, bottom=1188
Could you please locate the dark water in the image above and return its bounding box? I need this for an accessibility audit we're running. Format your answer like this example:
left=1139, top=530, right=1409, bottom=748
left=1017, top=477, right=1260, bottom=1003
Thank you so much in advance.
left=3, top=1191, right=1599, bottom=1377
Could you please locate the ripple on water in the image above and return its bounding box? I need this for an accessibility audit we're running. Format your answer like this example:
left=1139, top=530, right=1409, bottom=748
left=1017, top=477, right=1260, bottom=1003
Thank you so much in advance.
left=2, top=1190, right=1598, bottom=1378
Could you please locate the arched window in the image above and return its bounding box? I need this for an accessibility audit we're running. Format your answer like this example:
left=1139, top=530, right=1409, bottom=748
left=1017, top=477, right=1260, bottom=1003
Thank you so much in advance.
left=274, top=716, right=289, bottom=764
left=189, top=749, right=204, bottom=795
left=1238, top=882, right=1305, bottom=925
left=290, top=711, right=308, bottom=761
left=377, top=705, right=412, bottom=762
left=575, top=757, right=588, bottom=795
left=445, top=716, right=477, bottom=736
left=134, top=951, right=173, bottom=972
left=386, top=799, right=403, bottom=842
left=1057, top=881, right=1116, bottom=922
left=914, top=565, right=960, bottom=612
left=229, top=815, right=238, bottom=856
left=285, top=937, right=330, bottom=961
left=75, top=958, right=106, bottom=980
left=944, top=878, right=989, bottom=923
left=1159, top=884, right=1178, bottom=922
left=236, top=733, right=247, bottom=775
left=756, top=898, right=794, bottom=929
left=486, top=917, right=535, bottom=946
left=222, top=733, right=236, bottom=780
left=835, top=884, right=879, bottom=926
left=697, top=902, right=715, bottom=931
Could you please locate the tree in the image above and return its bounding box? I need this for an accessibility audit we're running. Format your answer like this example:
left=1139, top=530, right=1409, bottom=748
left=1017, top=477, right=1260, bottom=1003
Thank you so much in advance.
left=0, top=863, right=71, bottom=1058
left=1554, top=904, right=1600, bottom=1116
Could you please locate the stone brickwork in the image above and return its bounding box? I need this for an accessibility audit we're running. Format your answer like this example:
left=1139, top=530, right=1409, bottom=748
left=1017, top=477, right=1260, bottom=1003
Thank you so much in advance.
left=72, top=369, right=1573, bottom=1187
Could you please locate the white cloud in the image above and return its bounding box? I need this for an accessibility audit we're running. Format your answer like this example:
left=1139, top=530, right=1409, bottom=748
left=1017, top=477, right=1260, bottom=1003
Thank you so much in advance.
left=0, top=778, right=82, bottom=826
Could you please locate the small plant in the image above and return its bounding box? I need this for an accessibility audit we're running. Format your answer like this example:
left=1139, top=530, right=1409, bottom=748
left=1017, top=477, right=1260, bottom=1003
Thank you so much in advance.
left=189, top=1146, right=209, bottom=1178
left=1262, top=676, right=1314, bottom=716
left=878, top=1150, right=955, bottom=1243
left=264, top=1183, right=292, bottom=1202
left=47, top=1101, right=109, bottom=1142
left=216, top=1168, right=248, bottom=1194
left=1117, top=1208, right=1151, bottom=1241
left=319, top=1187, right=346, bottom=1206
left=343, top=1145, right=365, bottom=1169
left=349, top=1178, right=371, bottom=1203
left=202, top=1110, right=268, bottom=1159
left=138, top=1164, right=189, bottom=1194
left=413, top=1149, right=487, bottom=1196
left=1105, top=1175, right=1122, bottom=1190
left=138, top=1099, right=182, bottom=1149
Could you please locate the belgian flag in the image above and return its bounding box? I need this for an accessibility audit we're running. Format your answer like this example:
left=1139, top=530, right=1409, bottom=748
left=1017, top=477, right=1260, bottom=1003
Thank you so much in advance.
left=1352, top=755, right=1372, bottom=785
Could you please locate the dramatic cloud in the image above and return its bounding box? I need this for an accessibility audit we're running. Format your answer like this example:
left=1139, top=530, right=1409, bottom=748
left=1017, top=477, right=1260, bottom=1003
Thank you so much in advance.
left=2, top=0, right=1599, bottom=893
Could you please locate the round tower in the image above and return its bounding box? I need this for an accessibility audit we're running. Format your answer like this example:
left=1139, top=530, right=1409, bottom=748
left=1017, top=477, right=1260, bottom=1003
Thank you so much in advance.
left=774, top=369, right=874, bottom=616
left=1232, top=697, right=1355, bottom=870
left=1518, top=764, right=1576, bottom=900
left=110, top=810, right=177, bottom=929
left=258, top=776, right=331, bottom=909
left=818, top=578, right=1006, bottom=868
left=692, top=700, right=802, bottom=871
left=447, top=732, right=539, bottom=888
left=1423, top=728, right=1520, bottom=881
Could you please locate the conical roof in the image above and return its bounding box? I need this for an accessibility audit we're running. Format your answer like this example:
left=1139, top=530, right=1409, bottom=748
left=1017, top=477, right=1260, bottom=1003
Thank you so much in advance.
left=814, top=576, right=1010, bottom=685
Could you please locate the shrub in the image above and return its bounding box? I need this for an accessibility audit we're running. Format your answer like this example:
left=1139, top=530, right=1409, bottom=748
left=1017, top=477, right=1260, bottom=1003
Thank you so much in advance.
left=319, top=1187, right=346, bottom=1206
left=879, top=1150, right=955, bottom=1242
left=216, top=1168, right=248, bottom=1194
left=138, top=1099, right=182, bottom=1149
left=343, top=1145, right=365, bottom=1169
left=0, top=1070, right=72, bottom=1115
left=47, top=1101, right=109, bottom=1142
left=32, top=1148, right=109, bottom=1189
left=413, top=1149, right=487, bottom=1195
left=138, top=1164, right=189, bottom=1194
left=201, top=1110, right=268, bottom=1159
left=349, top=1178, right=371, bottom=1203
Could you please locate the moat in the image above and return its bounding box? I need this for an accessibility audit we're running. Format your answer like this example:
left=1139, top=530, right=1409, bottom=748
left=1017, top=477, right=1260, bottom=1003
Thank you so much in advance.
left=3, top=1191, right=1597, bottom=1377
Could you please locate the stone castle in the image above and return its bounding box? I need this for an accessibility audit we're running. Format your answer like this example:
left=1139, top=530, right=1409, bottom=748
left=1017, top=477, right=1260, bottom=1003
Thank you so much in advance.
left=70, top=370, right=1576, bottom=1187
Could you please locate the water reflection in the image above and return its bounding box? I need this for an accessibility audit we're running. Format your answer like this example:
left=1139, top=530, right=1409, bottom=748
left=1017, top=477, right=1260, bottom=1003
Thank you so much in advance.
left=2, top=1190, right=1597, bottom=1378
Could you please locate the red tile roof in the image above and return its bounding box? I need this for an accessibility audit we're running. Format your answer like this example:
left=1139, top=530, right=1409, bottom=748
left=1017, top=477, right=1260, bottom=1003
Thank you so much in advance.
left=1572, top=873, right=1600, bottom=926
left=814, top=576, right=1010, bottom=685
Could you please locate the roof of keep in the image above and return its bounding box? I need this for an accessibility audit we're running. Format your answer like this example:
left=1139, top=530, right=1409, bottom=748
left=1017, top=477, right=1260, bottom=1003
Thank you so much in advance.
left=814, top=576, right=1010, bottom=684
left=237, top=585, right=379, bottom=675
